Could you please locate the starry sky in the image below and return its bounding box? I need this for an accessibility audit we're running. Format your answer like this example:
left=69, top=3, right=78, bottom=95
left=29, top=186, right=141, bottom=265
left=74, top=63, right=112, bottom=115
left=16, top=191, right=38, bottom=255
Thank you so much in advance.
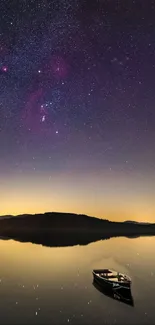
left=1, top=0, right=155, bottom=221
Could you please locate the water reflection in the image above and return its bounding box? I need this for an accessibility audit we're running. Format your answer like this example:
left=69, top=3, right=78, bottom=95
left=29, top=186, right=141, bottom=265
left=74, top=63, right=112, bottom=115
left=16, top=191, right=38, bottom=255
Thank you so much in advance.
left=0, top=237, right=155, bottom=324
left=0, top=232, right=154, bottom=248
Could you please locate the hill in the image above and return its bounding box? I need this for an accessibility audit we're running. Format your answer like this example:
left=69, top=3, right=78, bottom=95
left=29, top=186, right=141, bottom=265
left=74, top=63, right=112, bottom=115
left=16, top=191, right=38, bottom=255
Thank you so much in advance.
left=0, top=212, right=155, bottom=247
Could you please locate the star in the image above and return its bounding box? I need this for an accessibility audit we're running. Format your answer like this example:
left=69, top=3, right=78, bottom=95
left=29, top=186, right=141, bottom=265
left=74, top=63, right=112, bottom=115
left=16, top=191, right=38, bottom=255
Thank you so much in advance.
left=1, top=66, right=8, bottom=72
left=41, top=115, right=46, bottom=122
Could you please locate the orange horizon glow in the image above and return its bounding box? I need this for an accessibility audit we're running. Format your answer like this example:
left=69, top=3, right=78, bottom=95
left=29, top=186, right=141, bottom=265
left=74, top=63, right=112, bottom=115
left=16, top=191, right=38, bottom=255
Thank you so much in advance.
left=1, top=168, right=155, bottom=222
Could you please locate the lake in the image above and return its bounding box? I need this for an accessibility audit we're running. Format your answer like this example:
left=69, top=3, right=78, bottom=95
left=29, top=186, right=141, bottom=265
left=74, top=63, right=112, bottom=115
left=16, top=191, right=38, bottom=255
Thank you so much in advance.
left=0, top=236, right=154, bottom=324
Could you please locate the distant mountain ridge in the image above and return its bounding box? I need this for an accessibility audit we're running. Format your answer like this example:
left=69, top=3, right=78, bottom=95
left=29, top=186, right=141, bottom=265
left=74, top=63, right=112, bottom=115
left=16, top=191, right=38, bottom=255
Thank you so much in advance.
left=0, top=212, right=110, bottom=231
left=0, top=212, right=153, bottom=225
left=124, top=220, right=150, bottom=225
left=0, top=212, right=154, bottom=228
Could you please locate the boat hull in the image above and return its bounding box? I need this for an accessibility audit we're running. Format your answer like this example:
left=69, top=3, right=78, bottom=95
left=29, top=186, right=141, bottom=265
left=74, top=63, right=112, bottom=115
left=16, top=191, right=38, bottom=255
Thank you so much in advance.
left=93, top=280, right=134, bottom=306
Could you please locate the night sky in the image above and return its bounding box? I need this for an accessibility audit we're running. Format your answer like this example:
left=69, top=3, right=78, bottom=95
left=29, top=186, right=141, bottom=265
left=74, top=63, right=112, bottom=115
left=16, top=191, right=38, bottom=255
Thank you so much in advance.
left=1, top=0, right=155, bottom=221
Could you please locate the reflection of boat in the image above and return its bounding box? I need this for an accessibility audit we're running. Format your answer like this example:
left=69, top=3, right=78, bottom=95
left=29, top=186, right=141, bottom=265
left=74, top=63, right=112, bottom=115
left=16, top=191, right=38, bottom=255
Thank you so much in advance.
left=93, top=280, right=134, bottom=306
left=92, top=269, right=133, bottom=305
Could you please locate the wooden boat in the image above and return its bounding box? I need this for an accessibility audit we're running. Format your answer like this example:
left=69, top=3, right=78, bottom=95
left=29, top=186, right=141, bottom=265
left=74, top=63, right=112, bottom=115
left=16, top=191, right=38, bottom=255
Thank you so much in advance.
left=93, top=269, right=131, bottom=289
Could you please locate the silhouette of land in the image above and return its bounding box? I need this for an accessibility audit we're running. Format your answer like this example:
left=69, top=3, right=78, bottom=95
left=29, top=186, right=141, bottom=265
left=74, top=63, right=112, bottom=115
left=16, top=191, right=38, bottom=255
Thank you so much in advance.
left=0, top=212, right=155, bottom=247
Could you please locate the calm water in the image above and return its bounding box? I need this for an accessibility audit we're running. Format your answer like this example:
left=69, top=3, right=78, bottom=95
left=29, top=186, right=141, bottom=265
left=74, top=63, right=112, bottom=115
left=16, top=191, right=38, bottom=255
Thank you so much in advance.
left=0, top=236, right=155, bottom=324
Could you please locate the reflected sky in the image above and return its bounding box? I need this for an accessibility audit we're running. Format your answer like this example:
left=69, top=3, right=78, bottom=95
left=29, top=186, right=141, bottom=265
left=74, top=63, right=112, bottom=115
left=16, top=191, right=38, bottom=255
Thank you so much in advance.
left=0, top=237, right=155, bottom=324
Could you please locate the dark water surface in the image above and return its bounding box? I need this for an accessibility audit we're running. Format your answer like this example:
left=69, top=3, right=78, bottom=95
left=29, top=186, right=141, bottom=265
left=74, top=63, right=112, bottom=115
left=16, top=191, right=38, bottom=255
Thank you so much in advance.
left=0, top=236, right=154, bottom=324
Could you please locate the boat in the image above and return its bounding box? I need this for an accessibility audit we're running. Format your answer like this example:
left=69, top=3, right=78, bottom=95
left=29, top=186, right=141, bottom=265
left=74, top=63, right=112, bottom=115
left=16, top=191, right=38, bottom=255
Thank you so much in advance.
left=93, top=269, right=131, bottom=289
left=92, top=269, right=132, bottom=302
left=93, top=269, right=132, bottom=303
left=93, top=280, right=134, bottom=306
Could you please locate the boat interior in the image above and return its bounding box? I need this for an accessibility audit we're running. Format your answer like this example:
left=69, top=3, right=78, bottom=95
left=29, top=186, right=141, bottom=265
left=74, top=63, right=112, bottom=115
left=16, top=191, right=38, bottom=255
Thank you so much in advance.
left=94, top=269, right=130, bottom=283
